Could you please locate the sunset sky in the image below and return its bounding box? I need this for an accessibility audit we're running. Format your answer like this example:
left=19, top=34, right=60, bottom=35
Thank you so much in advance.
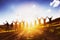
left=0, top=0, right=60, bottom=24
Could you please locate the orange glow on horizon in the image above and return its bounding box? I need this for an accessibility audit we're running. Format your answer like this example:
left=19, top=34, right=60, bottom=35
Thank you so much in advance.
left=12, top=18, right=48, bottom=38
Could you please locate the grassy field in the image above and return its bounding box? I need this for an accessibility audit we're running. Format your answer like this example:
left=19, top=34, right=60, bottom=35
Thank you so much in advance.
left=0, top=25, right=60, bottom=40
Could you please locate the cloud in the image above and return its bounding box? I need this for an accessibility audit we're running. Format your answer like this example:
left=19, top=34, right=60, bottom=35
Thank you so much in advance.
left=50, top=0, right=60, bottom=7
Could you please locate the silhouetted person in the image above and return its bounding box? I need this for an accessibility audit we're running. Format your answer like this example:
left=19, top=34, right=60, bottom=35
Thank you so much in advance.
left=44, top=18, right=46, bottom=24
left=5, top=21, right=9, bottom=30
left=10, top=22, right=13, bottom=30
left=15, top=21, right=18, bottom=30
left=11, top=22, right=13, bottom=27
left=34, top=20, right=37, bottom=26
left=47, top=16, right=52, bottom=27
left=21, top=20, right=25, bottom=28
left=37, top=18, right=41, bottom=24
left=19, top=22, right=21, bottom=30
left=41, top=17, right=47, bottom=25
left=48, top=17, right=52, bottom=23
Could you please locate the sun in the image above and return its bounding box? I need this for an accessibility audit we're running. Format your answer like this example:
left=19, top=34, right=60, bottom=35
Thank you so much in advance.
left=11, top=3, right=50, bottom=38
left=14, top=4, right=38, bottom=23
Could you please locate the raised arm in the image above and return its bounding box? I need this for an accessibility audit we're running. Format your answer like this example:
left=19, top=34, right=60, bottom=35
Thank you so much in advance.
left=47, top=16, right=53, bottom=19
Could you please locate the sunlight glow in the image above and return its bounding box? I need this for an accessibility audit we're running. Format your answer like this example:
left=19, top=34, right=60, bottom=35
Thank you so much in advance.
left=12, top=3, right=48, bottom=24
left=0, top=3, right=53, bottom=24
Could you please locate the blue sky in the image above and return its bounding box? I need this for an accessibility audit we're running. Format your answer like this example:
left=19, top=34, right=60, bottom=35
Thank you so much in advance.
left=0, top=0, right=60, bottom=12
left=0, top=0, right=60, bottom=24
